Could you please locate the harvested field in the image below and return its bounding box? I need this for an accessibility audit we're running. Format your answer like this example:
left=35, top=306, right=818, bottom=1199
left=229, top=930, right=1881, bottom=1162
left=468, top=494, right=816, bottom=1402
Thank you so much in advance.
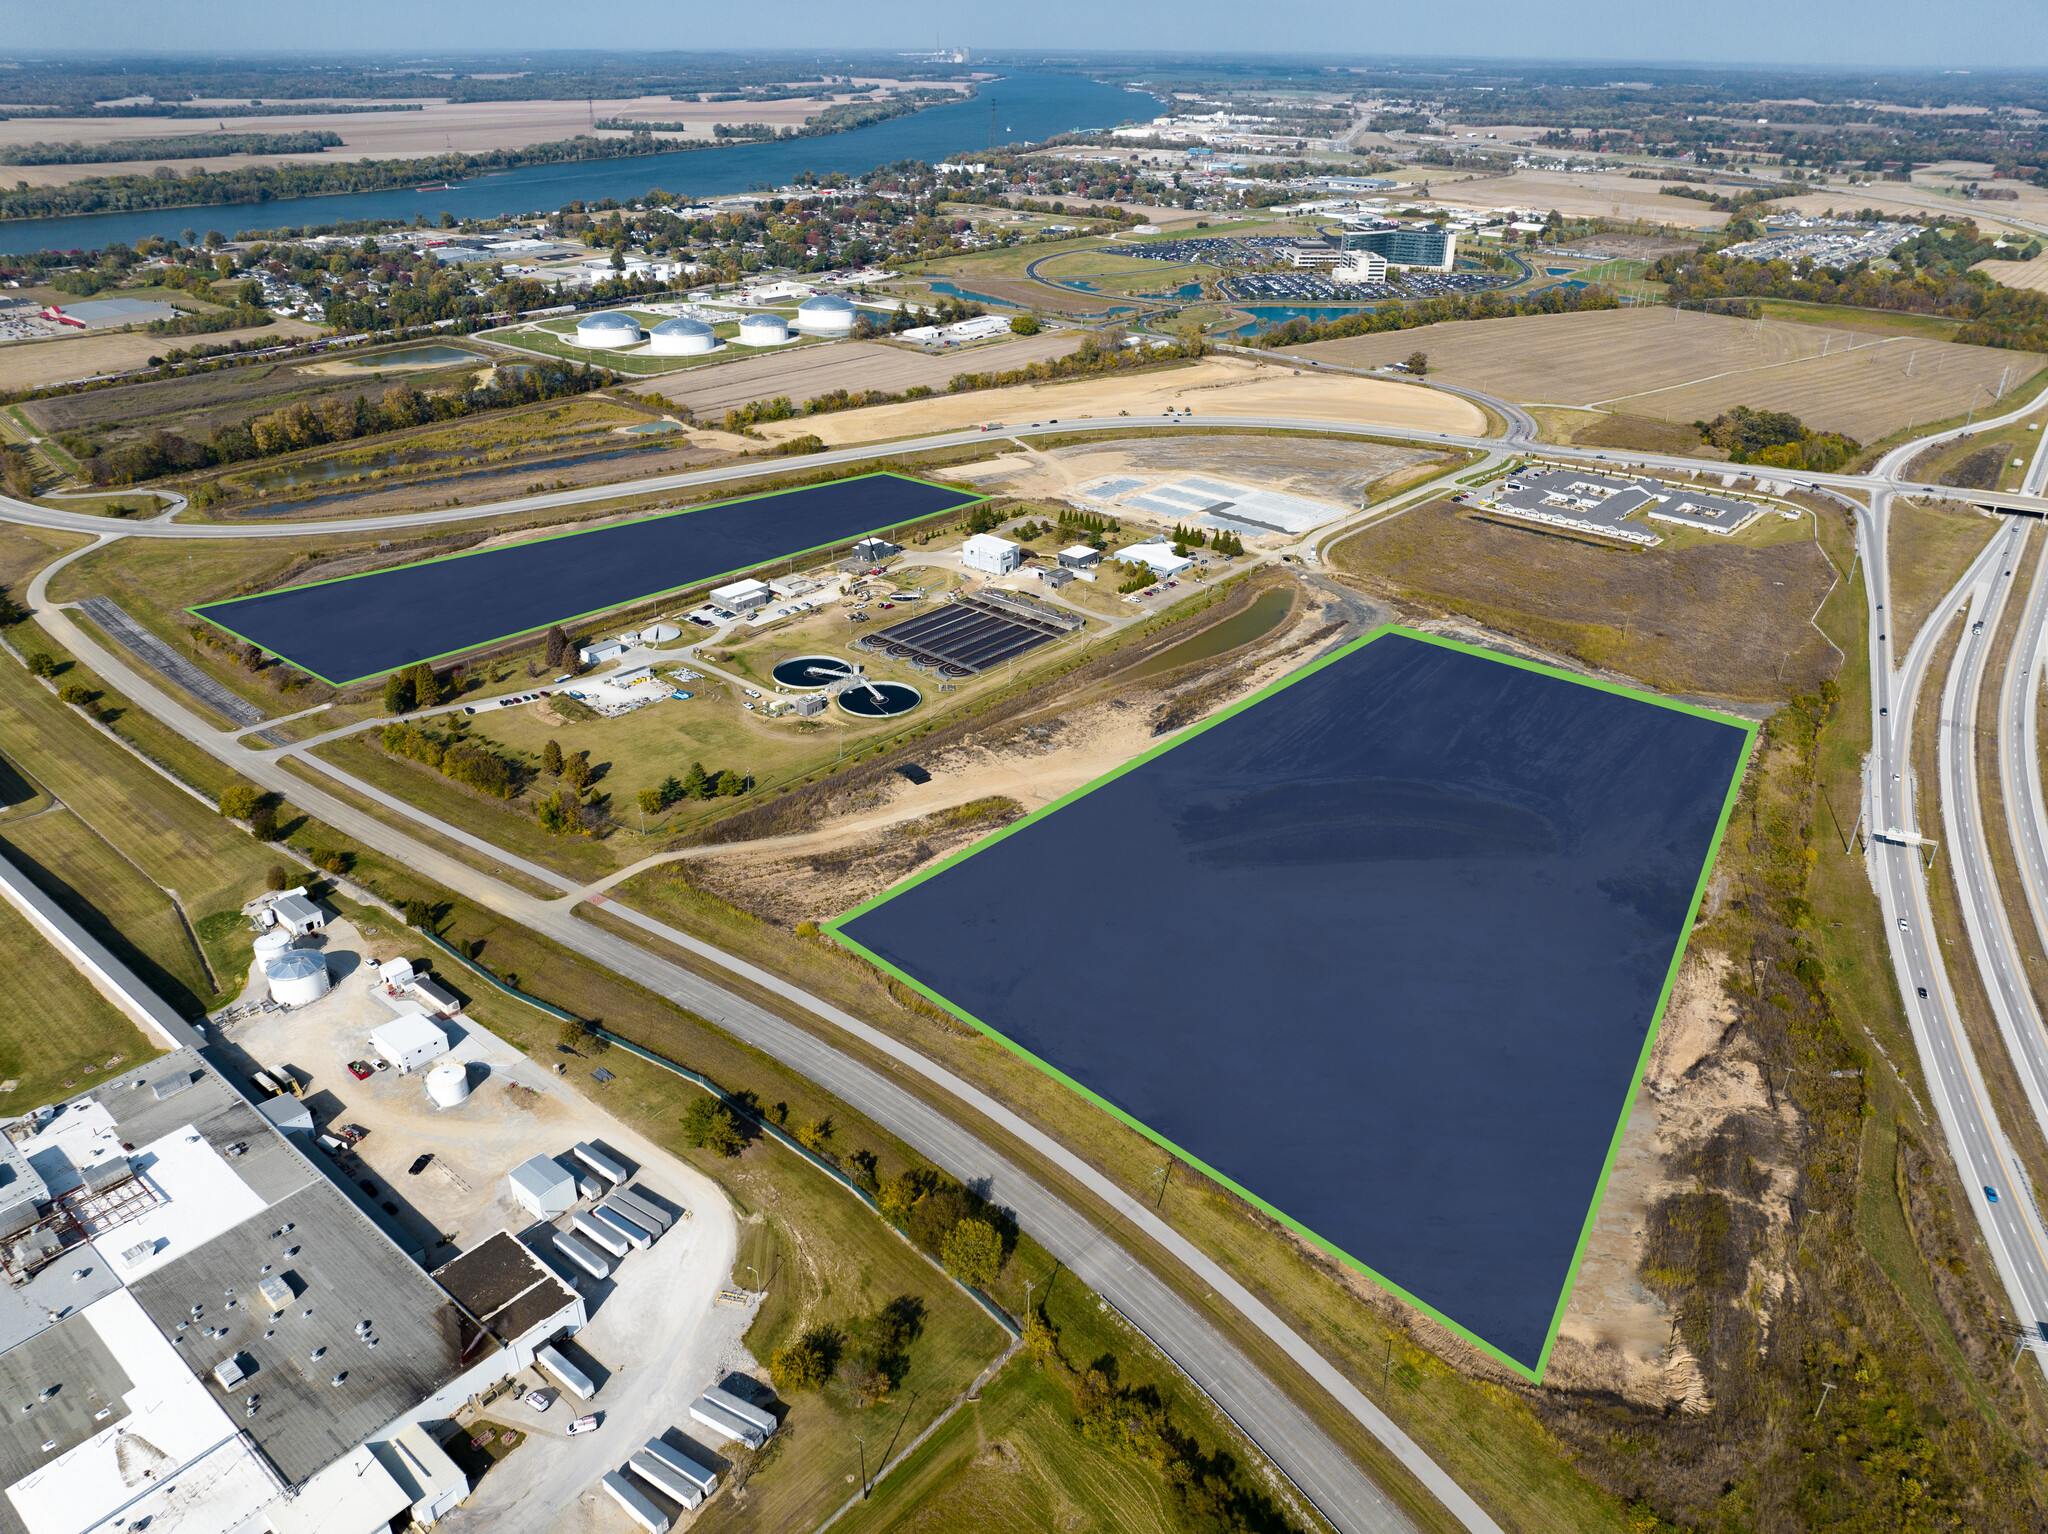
left=1434, top=168, right=1730, bottom=228
left=1286, top=305, right=2047, bottom=443
left=747, top=355, right=1484, bottom=448
left=1556, top=233, right=1699, bottom=259
left=642, top=332, right=1082, bottom=416
left=0, top=86, right=962, bottom=186
left=1974, top=257, right=2048, bottom=293
left=1330, top=499, right=1842, bottom=700
left=1, top=318, right=324, bottom=392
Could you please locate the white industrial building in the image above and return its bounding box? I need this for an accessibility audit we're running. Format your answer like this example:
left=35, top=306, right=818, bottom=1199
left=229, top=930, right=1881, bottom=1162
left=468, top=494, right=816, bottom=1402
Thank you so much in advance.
left=507, top=1155, right=577, bottom=1220
left=572, top=311, right=645, bottom=348
left=709, top=577, right=773, bottom=613
left=265, top=890, right=326, bottom=938
left=1116, top=541, right=1196, bottom=578
left=369, top=1011, right=450, bottom=1074
left=579, top=638, right=631, bottom=666
left=959, top=534, right=1025, bottom=576
left=794, top=293, right=856, bottom=334
left=0, top=1051, right=585, bottom=1534
left=734, top=313, right=790, bottom=346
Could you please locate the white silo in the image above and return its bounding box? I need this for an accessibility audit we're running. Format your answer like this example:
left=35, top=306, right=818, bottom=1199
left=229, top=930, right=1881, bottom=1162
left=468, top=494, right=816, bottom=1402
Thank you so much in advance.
left=426, top=1061, right=471, bottom=1108
left=735, top=313, right=790, bottom=346
left=647, top=316, right=717, bottom=355
left=264, top=949, right=329, bottom=1007
left=794, top=293, right=856, bottom=335
left=252, top=929, right=293, bottom=967
left=639, top=622, right=682, bottom=644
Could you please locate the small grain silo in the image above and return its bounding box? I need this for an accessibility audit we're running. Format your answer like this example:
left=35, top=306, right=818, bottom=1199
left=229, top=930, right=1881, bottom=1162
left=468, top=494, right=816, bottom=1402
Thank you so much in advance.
left=264, top=949, right=329, bottom=1007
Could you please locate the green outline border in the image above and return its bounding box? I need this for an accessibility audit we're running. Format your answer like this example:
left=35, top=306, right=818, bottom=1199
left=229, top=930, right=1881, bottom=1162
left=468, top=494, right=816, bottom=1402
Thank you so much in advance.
left=825, top=625, right=1757, bottom=1382
left=188, top=471, right=989, bottom=687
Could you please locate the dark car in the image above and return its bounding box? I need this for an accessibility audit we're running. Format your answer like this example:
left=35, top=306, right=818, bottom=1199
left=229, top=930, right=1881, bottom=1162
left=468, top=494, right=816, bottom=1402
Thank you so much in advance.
left=1917, top=987, right=1928, bottom=998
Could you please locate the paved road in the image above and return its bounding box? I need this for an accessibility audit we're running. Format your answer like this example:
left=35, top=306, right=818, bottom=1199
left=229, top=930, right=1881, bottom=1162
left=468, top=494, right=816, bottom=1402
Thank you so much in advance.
left=1863, top=490, right=2048, bottom=1354
left=20, top=547, right=1485, bottom=1534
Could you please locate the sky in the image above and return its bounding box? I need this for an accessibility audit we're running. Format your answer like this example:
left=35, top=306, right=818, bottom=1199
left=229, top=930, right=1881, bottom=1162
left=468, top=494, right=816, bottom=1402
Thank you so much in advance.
left=11, top=2, right=2048, bottom=69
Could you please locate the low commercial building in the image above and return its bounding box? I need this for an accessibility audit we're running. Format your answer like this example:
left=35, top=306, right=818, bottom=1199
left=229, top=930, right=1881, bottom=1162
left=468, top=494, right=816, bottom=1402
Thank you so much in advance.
left=850, top=536, right=901, bottom=563
left=1115, top=541, right=1197, bottom=578
left=708, top=578, right=773, bottom=613
left=1057, top=545, right=1102, bottom=572
left=579, top=638, right=631, bottom=666
left=959, top=534, right=1025, bottom=576
left=369, top=1011, right=450, bottom=1074
left=268, top=890, right=326, bottom=937
left=507, top=1155, right=577, bottom=1220
left=1482, top=466, right=1764, bottom=543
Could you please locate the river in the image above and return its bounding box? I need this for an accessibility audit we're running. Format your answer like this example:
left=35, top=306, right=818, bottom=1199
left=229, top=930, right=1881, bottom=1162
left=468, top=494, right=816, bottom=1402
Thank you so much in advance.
left=1, top=74, right=1157, bottom=255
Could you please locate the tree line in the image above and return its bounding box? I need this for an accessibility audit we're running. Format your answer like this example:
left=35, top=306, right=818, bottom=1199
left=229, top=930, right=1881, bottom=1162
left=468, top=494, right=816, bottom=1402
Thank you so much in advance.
left=0, top=130, right=343, bottom=166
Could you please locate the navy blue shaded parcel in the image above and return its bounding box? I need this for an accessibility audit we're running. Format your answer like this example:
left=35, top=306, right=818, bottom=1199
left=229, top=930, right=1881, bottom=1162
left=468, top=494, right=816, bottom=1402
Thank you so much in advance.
left=193, top=474, right=980, bottom=684
left=835, top=632, right=1749, bottom=1371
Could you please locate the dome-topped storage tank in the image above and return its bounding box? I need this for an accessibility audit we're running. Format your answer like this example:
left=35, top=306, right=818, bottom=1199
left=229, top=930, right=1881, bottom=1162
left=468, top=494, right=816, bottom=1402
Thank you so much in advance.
left=647, top=316, right=716, bottom=355
left=264, top=949, right=329, bottom=1007
left=574, top=310, right=645, bottom=348
left=794, top=293, right=856, bottom=335
left=639, top=623, right=682, bottom=644
left=735, top=313, right=789, bottom=346
left=252, top=928, right=293, bottom=966
left=426, top=1061, right=471, bottom=1108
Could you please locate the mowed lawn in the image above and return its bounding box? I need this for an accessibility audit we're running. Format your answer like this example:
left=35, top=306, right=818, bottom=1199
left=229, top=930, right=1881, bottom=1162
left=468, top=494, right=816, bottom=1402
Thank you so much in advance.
left=1285, top=304, right=2047, bottom=443
left=0, top=882, right=161, bottom=1108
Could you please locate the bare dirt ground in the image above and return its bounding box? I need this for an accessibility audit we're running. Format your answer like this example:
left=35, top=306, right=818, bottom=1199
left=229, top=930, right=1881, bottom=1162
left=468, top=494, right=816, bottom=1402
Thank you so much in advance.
left=1288, top=305, right=2044, bottom=443
left=0, top=317, right=326, bottom=391
left=640, top=332, right=1082, bottom=417
left=0, top=85, right=967, bottom=186
left=1430, top=169, right=1729, bottom=229
left=946, top=433, right=1439, bottom=517
left=1548, top=954, right=1801, bottom=1411
left=747, top=355, right=1485, bottom=449
left=1555, top=233, right=1700, bottom=259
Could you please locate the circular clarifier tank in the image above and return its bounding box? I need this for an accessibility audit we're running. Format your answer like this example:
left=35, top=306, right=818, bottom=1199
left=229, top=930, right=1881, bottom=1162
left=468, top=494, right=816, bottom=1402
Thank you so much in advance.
left=836, top=680, right=922, bottom=717
left=772, top=655, right=856, bottom=689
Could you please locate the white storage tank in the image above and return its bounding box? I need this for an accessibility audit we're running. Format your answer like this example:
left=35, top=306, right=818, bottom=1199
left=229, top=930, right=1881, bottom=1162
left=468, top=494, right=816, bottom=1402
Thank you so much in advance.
left=252, top=929, right=293, bottom=967
left=574, top=310, right=645, bottom=348
left=646, top=316, right=717, bottom=355
left=426, top=1061, right=471, bottom=1108
left=639, top=622, right=681, bottom=644
left=735, top=312, right=789, bottom=346
left=263, top=949, right=329, bottom=1007
left=794, top=293, right=855, bottom=335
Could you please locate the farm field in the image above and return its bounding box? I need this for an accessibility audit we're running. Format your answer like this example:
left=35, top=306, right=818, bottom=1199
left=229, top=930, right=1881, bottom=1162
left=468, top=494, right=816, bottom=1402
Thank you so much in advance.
left=1433, top=167, right=1733, bottom=228
left=0, top=892, right=160, bottom=1111
left=1, top=316, right=326, bottom=392
left=1285, top=305, right=2048, bottom=443
left=0, top=85, right=961, bottom=185
left=643, top=332, right=1082, bottom=417
left=1973, top=256, right=2048, bottom=293
left=1331, top=498, right=1842, bottom=700
left=745, top=355, right=1485, bottom=449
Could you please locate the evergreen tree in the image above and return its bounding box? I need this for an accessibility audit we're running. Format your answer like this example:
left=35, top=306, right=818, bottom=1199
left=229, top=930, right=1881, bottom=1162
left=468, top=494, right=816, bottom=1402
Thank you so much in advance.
left=544, top=625, right=570, bottom=668
left=541, top=737, right=564, bottom=776
left=683, top=761, right=711, bottom=798
left=408, top=663, right=442, bottom=709
left=382, top=671, right=413, bottom=715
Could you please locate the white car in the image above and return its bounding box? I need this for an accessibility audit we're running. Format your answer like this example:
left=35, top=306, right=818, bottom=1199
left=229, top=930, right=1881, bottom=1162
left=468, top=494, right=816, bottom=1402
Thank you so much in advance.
left=568, top=1414, right=599, bottom=1435
left=524, top=1389, right=552, bottom=1412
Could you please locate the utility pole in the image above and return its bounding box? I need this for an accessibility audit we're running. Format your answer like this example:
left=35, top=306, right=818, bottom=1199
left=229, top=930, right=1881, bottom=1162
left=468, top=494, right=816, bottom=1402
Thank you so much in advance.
left=856, top=1434, right=868, bottom=1499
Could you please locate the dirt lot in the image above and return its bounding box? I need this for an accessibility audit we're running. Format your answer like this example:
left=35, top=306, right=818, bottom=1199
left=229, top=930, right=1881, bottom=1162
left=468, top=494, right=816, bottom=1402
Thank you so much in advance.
left=948, top=432, right=1441, bottom=513
left=746, top=355, right=1485, bottom=448
left=1330, top=498, right=1843, bottom=701
left=641, top=332, right=1082, bottom=416
left=0, top=85, right=966, bottom=186
left=1555, top=233, right=1701, bottom=259
left=1, top=316, right=325, bottom=391
left=1287, top=305, right=2047, bottom=443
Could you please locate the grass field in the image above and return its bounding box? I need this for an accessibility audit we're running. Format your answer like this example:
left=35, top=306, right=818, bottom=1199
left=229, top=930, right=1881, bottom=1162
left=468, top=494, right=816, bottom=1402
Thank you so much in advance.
left=0, top=891, right=160, bottom=1109
left=1286, top=304, right=2048, bottom=443
left=1028, top=249, right=1220, bottom=298
left=492, top=322, right=829, bottom=375
left=1887, top=499, right=2003, bottom=649
left=0, top=619, right=282, bottom=1014
left=1329, top=498, right=1842, bottom=700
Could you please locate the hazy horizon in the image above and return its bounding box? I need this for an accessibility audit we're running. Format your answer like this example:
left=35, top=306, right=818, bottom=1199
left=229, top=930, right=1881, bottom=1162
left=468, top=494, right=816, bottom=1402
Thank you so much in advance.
left=3, top=16, right=2046, bottom=72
